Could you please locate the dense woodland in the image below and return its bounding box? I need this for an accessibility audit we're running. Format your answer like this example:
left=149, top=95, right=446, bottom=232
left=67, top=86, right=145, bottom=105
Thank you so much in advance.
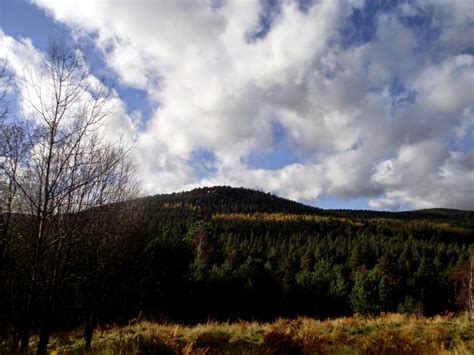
left=133, top=186, right=474, bottom=321
left=2, top=185, right=473, bottom=353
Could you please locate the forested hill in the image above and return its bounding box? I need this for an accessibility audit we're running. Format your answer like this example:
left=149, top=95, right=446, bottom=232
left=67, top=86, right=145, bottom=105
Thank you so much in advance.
left=140, top=186, right=320, bottom=216
left=129, top=185, right=473, bottom=322
left=3, top=185, right=473, bottom=352
left=139, top=185, right=474, bottom=228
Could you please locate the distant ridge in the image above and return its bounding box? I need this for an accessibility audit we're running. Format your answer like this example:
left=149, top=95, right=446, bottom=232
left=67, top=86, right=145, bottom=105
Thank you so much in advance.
left=139, top=186, right=474, bottom=228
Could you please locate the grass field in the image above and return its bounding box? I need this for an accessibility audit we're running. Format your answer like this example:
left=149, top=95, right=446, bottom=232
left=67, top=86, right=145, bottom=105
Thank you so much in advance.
left=38, top=313, right=474, bottom=354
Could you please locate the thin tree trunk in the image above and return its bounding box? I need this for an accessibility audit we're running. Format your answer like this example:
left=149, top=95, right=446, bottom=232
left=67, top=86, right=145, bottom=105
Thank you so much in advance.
left=469, top=256, right=473, bottom=320
left=19, top=316, right=31, bottom=352
left=36, top=330, right=50, bottom=355
left=0, top=172, right=16, bottom=268
left=9, top=325, right=20, bottom=353
left=84, top=310, right=94, bottom=350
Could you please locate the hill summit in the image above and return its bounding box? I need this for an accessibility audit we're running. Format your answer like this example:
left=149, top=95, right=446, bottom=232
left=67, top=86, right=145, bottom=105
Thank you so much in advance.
left=140, top=185, right=474, bottom=228
left=143, top=185, right=319, bottom=215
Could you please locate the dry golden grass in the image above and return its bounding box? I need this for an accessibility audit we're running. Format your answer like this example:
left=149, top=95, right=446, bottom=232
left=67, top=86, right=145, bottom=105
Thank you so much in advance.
left=44, top=313, right=473, bottom=354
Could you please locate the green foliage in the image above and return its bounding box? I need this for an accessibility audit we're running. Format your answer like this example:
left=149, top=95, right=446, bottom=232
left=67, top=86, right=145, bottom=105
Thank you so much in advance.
left=124, top=187, right=473, bottom=321
left=2, top=186, right=473, bottom=351
left=350, top=268, right=385, bottom=315
left=397, top=296, right=418, bottom=314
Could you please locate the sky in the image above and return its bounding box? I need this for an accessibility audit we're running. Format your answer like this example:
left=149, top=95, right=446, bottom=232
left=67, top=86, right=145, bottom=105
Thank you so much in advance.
left=0, top=0, right=473, bottom=211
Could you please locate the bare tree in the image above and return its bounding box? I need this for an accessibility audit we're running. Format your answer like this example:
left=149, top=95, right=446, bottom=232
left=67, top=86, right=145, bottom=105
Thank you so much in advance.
left=469, top=255, right=474, bottom=321
left=0, top=58, right=17, bottom=350
left=0, top=60, right=11, bottom=121
left=465, top=254, right=474, bottom=321
left=72, top=198, right=143, bottom=350
left=0, top=60, right=16, bottom=262
left=1, top=39, right=137, bottom=354
left=452, top=252, right=474, bottom=321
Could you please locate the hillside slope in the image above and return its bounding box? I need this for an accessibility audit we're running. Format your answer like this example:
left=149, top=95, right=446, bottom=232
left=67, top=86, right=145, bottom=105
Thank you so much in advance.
left=140, top=185, right=474, bottom=228
left=2, top=186, right=473, bottom=354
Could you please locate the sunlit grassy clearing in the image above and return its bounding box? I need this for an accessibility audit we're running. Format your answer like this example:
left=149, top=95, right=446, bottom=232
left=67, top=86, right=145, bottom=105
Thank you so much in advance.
left=45, top=313, right=473, bottom=354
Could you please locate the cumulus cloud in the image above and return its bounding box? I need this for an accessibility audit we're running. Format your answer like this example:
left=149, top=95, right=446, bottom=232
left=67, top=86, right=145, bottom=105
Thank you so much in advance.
left=0, top=31, right=136, bottom=145
left=5, top=0, right=474, bottom=209
left=369, top=142, right=474, bottom=210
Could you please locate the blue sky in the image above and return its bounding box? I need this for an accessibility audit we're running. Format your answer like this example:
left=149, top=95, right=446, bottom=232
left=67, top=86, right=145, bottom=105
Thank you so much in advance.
left=0, top=0, right=156, bottom=125
left=0, top=0, right=473, bottom=211
left=0, top=0, right=62, bottom=50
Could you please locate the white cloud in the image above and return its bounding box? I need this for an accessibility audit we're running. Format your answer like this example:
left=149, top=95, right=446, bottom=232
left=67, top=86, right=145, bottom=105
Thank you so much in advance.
left=7, top=0, right=473, bottom=210
left=369, top=142, right=474, bottom=210
left=0, top=31, right=136, bottom=146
